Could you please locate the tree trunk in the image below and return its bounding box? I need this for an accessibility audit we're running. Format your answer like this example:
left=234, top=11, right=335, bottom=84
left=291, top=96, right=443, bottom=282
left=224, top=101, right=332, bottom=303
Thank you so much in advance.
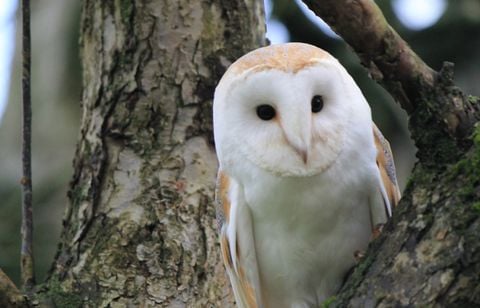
left=33, top=1, right=265, bottom=306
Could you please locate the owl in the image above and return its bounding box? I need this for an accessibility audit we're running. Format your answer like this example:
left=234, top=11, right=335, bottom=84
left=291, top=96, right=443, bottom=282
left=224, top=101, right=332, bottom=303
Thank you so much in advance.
left=213, top=43, right=400, bottom=308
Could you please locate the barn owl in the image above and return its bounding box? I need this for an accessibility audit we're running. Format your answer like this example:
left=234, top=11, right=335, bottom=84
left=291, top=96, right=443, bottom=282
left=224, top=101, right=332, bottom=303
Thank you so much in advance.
left=213, top=43, right=401, bottom=308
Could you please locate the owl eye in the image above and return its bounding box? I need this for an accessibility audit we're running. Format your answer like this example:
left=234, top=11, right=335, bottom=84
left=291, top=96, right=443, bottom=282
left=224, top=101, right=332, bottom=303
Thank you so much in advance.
left=311, top=95, right=324, bottom=113
left=256, top=104, right=276, bottom=121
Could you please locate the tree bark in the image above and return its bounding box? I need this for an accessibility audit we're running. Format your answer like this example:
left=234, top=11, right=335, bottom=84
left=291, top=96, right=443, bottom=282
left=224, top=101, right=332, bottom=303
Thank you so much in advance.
left=32, top=1, right=265, bottom=306
left=0, top=269, right=26, bottom=308
left=301, top=1, right=480, bottom=307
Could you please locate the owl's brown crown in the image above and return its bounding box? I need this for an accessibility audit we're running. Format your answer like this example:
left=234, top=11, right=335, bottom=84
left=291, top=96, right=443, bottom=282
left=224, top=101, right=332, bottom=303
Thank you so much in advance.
left=227, top=42, right=332, bottom=76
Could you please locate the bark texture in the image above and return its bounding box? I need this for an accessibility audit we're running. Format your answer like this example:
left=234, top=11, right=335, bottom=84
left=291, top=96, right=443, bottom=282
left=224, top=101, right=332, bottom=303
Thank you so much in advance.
left=301, top=1, right=480, bottom=307
left=336, top=138, right=480, bottom=307
left=0, top=269, right=26, bottom=308
left=33, top=1, right=265, bottom=306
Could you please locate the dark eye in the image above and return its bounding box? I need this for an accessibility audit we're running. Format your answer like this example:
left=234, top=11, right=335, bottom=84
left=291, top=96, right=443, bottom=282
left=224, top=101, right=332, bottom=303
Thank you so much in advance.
left=311, top=95, right=324, bottom=113
left=256, top=104, right=276, bottom=121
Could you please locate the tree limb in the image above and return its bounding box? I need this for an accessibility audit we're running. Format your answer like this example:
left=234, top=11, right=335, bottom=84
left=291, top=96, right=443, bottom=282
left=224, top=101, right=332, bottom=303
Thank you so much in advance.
left=21, top=0, right=35, bottom=292
left=302, top=0, right=479, bottom=153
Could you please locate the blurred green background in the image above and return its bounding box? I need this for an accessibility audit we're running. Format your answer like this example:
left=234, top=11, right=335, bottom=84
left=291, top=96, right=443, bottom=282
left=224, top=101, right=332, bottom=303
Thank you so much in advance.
left=0, top=0, right=479, bottom=285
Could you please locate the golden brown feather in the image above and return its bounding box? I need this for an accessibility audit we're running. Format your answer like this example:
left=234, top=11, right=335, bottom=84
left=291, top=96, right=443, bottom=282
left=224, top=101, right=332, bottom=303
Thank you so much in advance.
left=215, top=171, right=232, bottom=229
left=217, top=172, right=258, bottom=308
left=373, top=124, right=401, bottom=211
left=226, top=43, right=331, bottom=77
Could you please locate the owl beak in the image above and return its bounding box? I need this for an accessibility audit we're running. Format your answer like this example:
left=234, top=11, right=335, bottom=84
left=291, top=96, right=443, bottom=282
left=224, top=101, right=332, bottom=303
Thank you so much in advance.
left=280, top=107, right=311, bottom=164
left=295, top=147, right=308, bottom=164
left=287, top=141, right=309, bottom=164
left=283, top=136, right=309, bottom=164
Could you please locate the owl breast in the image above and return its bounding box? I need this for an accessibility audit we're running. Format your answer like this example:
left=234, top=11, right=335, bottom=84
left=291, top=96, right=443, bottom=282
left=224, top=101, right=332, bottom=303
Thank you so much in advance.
left=239, top=152, right=377, bottom=307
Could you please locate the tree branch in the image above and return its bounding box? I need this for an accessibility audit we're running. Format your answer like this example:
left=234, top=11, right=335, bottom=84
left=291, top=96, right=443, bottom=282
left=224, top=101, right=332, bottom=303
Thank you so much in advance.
left=0, top=269, right=27, bottom=307
left=21, top=0, right=35, bottom=292
left=302, top=0, right=479, bottom=153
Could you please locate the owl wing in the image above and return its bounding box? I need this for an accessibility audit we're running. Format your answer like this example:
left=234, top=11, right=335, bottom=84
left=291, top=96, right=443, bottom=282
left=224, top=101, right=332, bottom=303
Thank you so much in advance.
left=216, top=171, right=262, bottom=308
left=371, top=123, right=401, bottom=227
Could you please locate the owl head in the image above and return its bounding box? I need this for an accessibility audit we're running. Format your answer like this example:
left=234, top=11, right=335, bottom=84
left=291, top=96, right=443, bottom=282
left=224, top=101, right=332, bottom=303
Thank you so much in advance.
left=213, top=43, right=373, bottom=178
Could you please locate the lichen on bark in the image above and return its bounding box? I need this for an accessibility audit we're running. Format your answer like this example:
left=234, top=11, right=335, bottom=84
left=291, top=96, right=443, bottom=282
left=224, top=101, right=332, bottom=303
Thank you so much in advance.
left=0, top=269, right=26, bottom=308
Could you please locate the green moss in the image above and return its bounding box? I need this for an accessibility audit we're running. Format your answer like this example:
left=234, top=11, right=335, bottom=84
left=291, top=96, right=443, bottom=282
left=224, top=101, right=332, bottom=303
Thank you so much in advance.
left=472, top=202, right=480, bottom=213
left=410, top=112, right=462, bottom=166
left=36, top=276, right=83, bottom=308
left=448, top=124, right=480, bottom=175
left=468, top=95, right=479, bottom=106
left=68, top=184, right=90, bottom=206
left=332, top=253, right=376, bottom=305
left=458, top=185, right=476, bottom=200
left=473, top=123, right=480, bottom=147
left=201, top=5, right=223, bottom=52
left=119, top=0, right=134, bottom=26
left=321, top=296, right=337, bottom=308
left=444, top=122, right=480, bottom=210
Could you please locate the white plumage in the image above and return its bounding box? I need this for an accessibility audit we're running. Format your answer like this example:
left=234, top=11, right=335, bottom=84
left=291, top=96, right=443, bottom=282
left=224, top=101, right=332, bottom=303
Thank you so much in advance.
left=213, top=43, right=400, bottom=308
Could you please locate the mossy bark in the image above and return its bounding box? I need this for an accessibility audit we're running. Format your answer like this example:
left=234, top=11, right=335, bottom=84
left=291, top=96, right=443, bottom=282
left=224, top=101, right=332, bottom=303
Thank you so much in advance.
left=331, top=125, right=480, bottom=307
left=32, top=1, right=265, bottom=306
left=0, top=269, right=26, bottom=308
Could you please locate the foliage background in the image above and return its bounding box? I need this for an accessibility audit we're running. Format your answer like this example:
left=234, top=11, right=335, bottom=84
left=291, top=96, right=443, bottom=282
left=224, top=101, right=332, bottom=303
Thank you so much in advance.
left=0, top=0, right=479, bottom=285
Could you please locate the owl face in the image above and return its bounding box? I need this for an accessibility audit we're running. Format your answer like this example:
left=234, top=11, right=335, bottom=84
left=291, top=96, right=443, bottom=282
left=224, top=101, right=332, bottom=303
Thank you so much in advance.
left=214, top=43, right=372, bottom=177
